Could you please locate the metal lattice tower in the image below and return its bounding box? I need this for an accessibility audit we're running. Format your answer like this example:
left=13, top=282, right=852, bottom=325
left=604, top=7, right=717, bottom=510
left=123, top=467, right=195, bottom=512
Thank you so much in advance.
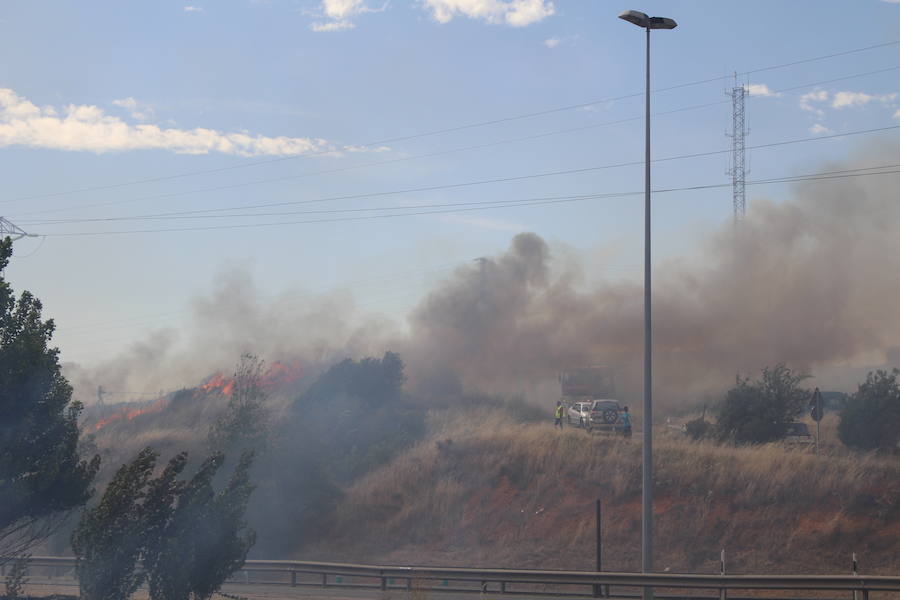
left=0, top=217, right=36, bottom=240
left=727, top=78, right=748, bottom=225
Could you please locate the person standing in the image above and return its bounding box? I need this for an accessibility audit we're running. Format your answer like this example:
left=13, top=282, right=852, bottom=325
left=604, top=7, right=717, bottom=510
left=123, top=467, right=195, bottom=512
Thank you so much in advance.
left=619, top=405, right=632, bottom=438
left=554, top=401, right=564, bottom=429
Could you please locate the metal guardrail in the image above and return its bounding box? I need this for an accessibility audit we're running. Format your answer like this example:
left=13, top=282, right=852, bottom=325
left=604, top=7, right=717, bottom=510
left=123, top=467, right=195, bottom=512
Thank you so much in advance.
left=13, top=556, right=900, bottom=598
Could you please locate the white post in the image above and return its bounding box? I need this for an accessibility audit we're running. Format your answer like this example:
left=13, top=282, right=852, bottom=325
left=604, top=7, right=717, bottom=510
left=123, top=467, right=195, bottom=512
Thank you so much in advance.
left=719, top=549, right=727, bottom=600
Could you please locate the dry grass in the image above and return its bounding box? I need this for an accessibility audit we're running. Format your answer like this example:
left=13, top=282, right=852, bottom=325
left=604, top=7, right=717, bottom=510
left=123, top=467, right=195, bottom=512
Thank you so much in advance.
left=306, top=407, right=899, bottom=577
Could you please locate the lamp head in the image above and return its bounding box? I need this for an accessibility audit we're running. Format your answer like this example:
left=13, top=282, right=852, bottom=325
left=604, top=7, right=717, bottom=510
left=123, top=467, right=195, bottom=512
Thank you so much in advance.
left=647, top=16, right=677, bottom=29
left=618, top=10, right=649, bottom=27
left=618, top=10, right=677, bottom=29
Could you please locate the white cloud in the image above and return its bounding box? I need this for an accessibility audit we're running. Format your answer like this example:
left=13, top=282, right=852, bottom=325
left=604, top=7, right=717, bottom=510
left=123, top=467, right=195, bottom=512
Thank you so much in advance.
left=311, top=19, right=356, bottom=31
left=322, top=0, right=365, bottom=18
left=112, top=97, right=154, bottom=121
left=310, top=0, right=384, bottom=32
left=894, top=109, right=900, bottom=120
left=809, top=123, right=830, bottom=135
left=0, top=88, right=341, bottom=157
left=831, top=90, right=897, bottom=109
left=799, top=89, right=828, bottom=116
left=543, top=34, right=577, bottom=49
left=424, top=0, right=555, bottom=26
left=183, top=5, right=203, bottom=12
left=746, top=83, right=781, bottom=98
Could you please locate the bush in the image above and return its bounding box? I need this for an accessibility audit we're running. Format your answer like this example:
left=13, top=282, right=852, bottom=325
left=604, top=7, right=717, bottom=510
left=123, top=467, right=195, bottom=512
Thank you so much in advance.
left=684, top=417, right=712, bottom=441
left=73, top=448, right=256, bottom=600
left=4, top=555, right=29, bottom=600
left=249, top=351, right=423, bottom=555
left=838, top=369, right=900, bottom=452
left=716, top=365, right=809, bottom=444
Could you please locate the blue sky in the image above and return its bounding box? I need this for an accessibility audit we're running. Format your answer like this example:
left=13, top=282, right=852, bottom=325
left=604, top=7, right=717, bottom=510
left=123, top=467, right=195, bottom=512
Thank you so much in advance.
left=0, top=0, right=898, bottom=377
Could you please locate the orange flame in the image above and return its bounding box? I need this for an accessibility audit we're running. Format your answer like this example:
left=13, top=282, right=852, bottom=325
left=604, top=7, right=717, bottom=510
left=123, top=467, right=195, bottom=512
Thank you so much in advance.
left=92, top=359, right=304, bottom=433
left=199, top=359, right=304, bottom=397
left=93, top=397, right=169, bottom=431
left=200, top=372, right=236, bottom=395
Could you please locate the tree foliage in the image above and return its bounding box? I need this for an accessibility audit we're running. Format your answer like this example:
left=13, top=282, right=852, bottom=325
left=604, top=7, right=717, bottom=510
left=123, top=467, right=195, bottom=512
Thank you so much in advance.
left=73, top=448, right=255, bottom=600
left=716, top=364, right=809, bottom=444
left=838, top=369, right=900, bottom=451
left=207, top=354, right=269, bottom=456
left=251, top=351, right=421, bottom=555
left=684, top=417, right=712, bottom=441
left=0, top=237, right=99, bottom=558
left=145, top=451, right=256, bottom=600
left=72, top=449, right=158, bottom=600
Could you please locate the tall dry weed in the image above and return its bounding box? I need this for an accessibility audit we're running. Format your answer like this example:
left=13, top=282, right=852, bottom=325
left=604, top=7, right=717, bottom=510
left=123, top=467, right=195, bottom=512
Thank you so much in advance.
left=316, top=406, right=899, bottom=576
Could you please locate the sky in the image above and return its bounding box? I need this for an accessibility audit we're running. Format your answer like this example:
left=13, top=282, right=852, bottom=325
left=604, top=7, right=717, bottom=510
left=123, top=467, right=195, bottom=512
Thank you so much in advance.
left=0, top=0, right=899, bottom=391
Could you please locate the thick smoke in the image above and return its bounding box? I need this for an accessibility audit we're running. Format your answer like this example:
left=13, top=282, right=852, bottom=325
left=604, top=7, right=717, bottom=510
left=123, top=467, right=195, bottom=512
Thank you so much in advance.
left=65, top=268, right=400, bottom=402
left=68, top=140, right=900, bottom=407
left=404, top=140, right=900, bottom=403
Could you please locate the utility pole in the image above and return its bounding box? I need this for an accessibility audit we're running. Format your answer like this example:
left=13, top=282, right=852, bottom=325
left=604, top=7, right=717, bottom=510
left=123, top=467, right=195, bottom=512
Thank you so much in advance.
left=97, top=386, right=106, bottom=407
left=727, top=74, right=748, bottom=227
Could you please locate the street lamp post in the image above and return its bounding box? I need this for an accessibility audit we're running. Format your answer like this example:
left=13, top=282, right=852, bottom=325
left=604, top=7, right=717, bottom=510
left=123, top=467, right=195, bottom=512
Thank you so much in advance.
left=617, top=10, right=676, bottom=600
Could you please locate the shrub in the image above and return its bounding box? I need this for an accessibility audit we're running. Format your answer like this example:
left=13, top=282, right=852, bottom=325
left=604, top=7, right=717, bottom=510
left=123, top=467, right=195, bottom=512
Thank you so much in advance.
left=716, top=365, right=809, bottom=444
left=684, top=417, right=712, bottom=441
left=838, top=369, right=900, bottom=452
left=4, top=555, right=29, bottom=600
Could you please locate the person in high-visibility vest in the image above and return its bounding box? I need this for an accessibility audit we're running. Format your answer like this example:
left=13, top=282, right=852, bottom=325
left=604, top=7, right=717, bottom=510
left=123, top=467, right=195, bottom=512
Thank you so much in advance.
left=554, top=401, right=564, bottom=429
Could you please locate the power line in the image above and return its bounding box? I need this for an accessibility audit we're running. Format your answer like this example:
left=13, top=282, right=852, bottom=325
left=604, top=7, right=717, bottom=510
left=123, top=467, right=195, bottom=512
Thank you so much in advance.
left=36, top=163, right=900, bottom=237
left=21, top=124, right=900, bottom=227
left=7, top=39, right=900, bottom=205
left=13, top=63, right=900, bottom=222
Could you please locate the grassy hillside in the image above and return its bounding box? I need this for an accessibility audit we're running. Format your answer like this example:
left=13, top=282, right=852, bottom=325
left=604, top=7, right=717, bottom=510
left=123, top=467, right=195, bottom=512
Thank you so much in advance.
left=301, top=407, right=899, bottom=576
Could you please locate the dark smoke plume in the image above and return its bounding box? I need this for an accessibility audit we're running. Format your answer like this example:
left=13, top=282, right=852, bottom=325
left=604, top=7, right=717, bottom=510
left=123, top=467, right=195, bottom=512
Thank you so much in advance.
left=402, top=139, right=900, bottom=403
left=68, top=140, right=900, bottom=407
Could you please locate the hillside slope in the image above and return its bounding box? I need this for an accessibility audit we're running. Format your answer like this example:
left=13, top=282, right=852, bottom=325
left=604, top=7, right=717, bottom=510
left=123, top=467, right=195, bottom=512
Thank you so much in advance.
left=301, top=408, right=899, bottom=575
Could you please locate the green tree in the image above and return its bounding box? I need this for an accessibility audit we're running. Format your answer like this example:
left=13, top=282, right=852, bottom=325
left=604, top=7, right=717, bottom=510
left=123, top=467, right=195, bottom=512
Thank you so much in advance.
left=838, top=369, right=900, bottom=451
left=73, top=448, right=255, bottom=600
left=71, top=449, right=157, bottom=600
left=145, top=451, right=256, bottom=600
left=207, top=354, right=269, bottom=456
left=716, top=364, right=809, bottom=444
left=0, top=237, right=99, bottom=559
left=249, top=351, right=418, bottom=556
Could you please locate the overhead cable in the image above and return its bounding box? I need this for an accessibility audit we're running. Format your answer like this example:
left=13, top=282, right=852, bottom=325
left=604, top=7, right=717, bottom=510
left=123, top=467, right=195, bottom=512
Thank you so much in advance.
left=20, top=124, right=900, bottom=227
left=7, top=40, right=900, bottom=204
left=36, top=163, right=900, bottom=237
